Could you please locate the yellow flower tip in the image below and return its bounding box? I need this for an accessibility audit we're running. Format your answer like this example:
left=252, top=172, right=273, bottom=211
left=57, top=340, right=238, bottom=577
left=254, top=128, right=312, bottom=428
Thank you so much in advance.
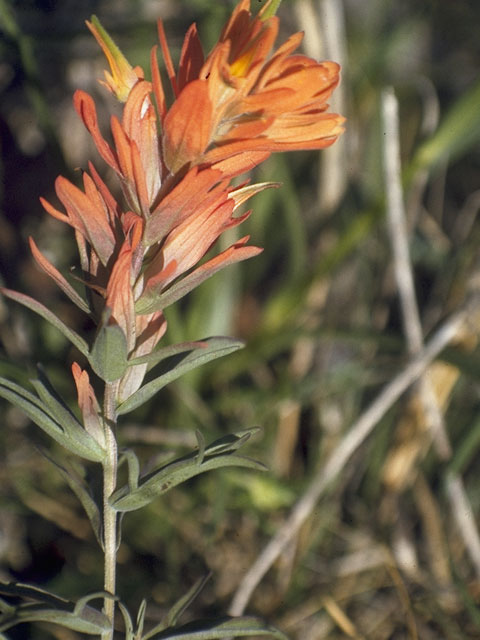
left=230, top=49, right=255, bottom=78
left=87, top=15, right=141, bottom=102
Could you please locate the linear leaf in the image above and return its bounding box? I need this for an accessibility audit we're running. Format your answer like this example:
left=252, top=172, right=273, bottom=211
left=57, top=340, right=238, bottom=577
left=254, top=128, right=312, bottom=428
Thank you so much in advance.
left=1, top=289, right=89, bottom=356
left=117, top=337, right=244, bottom=416
left=144, top=576, right=211, bottom=638
left=144, top=615, right=288, bottom=640
left=199, top=428, right=261, bottom=456
left=409, top=77, right=480, bottom=177
left=111, top=454, right=265, bottom=512
left=40, top=449, right=102, bottom=548
left=0, top=584, right=110, bottom=635
left=31, top=368, right=106, bottom=462
left=128, top=341, right=208, bottom=370
left=0, top=377, right=104, bottom=463
left=136, top=599, right=147, bottom=639
left=0, top=583, right=70, bottom=608
left=111, top=428, right=264, bottom=512
left=118, top=601, right=135, bottom=640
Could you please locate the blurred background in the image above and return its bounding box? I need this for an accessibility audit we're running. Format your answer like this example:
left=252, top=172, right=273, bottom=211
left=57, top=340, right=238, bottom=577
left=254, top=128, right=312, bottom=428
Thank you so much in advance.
left=1, top=0, right=480, bottom=637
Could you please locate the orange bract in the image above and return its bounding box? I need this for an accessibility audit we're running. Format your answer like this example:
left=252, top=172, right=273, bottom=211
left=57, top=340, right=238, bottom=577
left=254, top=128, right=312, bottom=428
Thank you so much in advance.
left=159, top=0, right=345, bottom=174
left=37, top=0, right=344, bottom=402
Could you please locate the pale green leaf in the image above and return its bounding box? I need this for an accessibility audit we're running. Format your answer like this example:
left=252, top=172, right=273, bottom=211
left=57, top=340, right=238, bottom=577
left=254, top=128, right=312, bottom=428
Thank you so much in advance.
left=144, top=615, right=288, bottom=640
left=118, top=601, right=135, bottom=640
left=117, top=337, right=244, bottom=416
left=110, top=429, right=264, bottom=512
left=195, top=430, right=206, bottom=466
left=199, top=428, right=261, bottom=456
left=30, top=367, right=106, bottom=462
left=128, top=341, right=208, bottom=371
left=0, top=582, right=69, bottom=607
left=89, top=320, right=129, bottom=382
left=144, top=576, right=211, bottom=638
left=0, top=584, right=110, bottom=635
left=410, top=77, right=480, bottom=177
left=40, top=449, right=102, bottom=547
left=1, top=289, right=89, bottom=356
left=119, top=448, right=141, bottom=492
left=111, top=454, right=265, bottom=512
left=0, top=377, right=105, bottom=463
left=136, top=599, right=147, bottom=639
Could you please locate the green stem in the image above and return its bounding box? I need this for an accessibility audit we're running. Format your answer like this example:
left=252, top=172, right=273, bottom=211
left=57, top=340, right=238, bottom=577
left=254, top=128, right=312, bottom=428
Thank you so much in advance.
left=102, top=381, right=120, bottom=640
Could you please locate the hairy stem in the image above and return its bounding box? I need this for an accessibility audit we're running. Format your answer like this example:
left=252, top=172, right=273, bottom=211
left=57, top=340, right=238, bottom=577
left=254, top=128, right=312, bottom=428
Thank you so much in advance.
left=102, top=381, right=120, bottom=640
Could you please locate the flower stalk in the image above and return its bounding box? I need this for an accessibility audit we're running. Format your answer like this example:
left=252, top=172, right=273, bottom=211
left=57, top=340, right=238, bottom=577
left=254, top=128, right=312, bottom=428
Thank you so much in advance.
left=102, top=381, right=120, bottom=639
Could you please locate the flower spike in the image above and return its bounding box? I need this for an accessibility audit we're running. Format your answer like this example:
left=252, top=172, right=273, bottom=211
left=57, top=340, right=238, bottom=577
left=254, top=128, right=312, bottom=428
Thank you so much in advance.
left=35, top=0, right=344, bottom=405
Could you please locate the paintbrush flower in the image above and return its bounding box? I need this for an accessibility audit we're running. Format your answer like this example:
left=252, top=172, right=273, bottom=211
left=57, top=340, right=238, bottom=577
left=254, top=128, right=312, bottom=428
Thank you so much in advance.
left=157, top=0, right=345, bottom=175
left=32, top=0, right=344, bottom=401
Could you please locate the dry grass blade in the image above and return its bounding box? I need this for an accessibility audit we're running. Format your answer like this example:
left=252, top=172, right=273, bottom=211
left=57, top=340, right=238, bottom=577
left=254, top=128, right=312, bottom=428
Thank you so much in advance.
left=229, top=305, right=467, bottom=616
left=381, top=87, right=480, bottom=581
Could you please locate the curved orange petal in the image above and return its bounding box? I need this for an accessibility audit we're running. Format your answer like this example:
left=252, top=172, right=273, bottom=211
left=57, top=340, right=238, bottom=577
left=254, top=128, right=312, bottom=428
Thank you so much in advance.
left=106, top=244, right=136, bottom=351
left=73, top=90, right=119, bottom=173
left=55, top=175, right=116, bottom=265
left=178, top=23, right=205, bottom=91
left=162, top=79, right=213, bottom=173
left=145, top=166, right=223, bottom=245
left=121, top=81, right=161, bottom=205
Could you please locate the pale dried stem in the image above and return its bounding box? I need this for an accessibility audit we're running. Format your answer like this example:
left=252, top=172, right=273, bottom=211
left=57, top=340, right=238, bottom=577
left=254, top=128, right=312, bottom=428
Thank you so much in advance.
left=381, top=88, right=480, bottom=577
left=229, top=307, right=466, bottom=615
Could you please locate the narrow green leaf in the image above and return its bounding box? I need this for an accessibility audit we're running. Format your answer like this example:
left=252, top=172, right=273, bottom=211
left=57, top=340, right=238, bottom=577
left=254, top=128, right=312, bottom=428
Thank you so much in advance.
left=0, top=597, right=15, bottom=615
left=120, top=448, right=141, bottom=492
left=136, top=599, right=147, bottom=639
left=110, top=428, right=264, bottom=512
left=144, top=576, right=211, bottom=638
left=118, top=601, right=135, bottom=640
left=73, top=591, right=115, bottom=619
left=128, top=341, right=208, bottom=370
left=31, top=366, right=79, bottom=427
left=89, top=320, right=129, bottom=382
left=195, top=430, right=206, bottom=466
left=40, top=449, right=102, bottom=548
left=0, top=377, right=104, bottom=462
left=0, top=584, right=110, bottom=635
left=0, top=606, right=109, bottom=635
left=201, top=428, right=261, bottom=456
left=1, top=289, right=89, bottom=356
left=117, top=337, right=244, bottom=416
left=30, top=368, right=106, bottom=463
left=409, top=77, right=480, bottom=178
left=144, top=615, right=288, bottom=640
left=112, top=454, right=265, bottom=512
left=0, top=583, right=69, bottom=608
left=110, top=429, right=264, bottom=513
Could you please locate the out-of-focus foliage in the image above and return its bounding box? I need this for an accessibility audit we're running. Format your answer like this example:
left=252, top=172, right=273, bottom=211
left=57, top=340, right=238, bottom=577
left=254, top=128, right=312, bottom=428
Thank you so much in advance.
left=1, top=0, right=480, bottom=638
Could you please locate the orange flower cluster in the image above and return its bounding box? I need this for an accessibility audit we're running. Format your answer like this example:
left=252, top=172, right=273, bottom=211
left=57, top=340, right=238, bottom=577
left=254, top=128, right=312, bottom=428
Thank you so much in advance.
left=34, top=0, right=344, bottom=403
